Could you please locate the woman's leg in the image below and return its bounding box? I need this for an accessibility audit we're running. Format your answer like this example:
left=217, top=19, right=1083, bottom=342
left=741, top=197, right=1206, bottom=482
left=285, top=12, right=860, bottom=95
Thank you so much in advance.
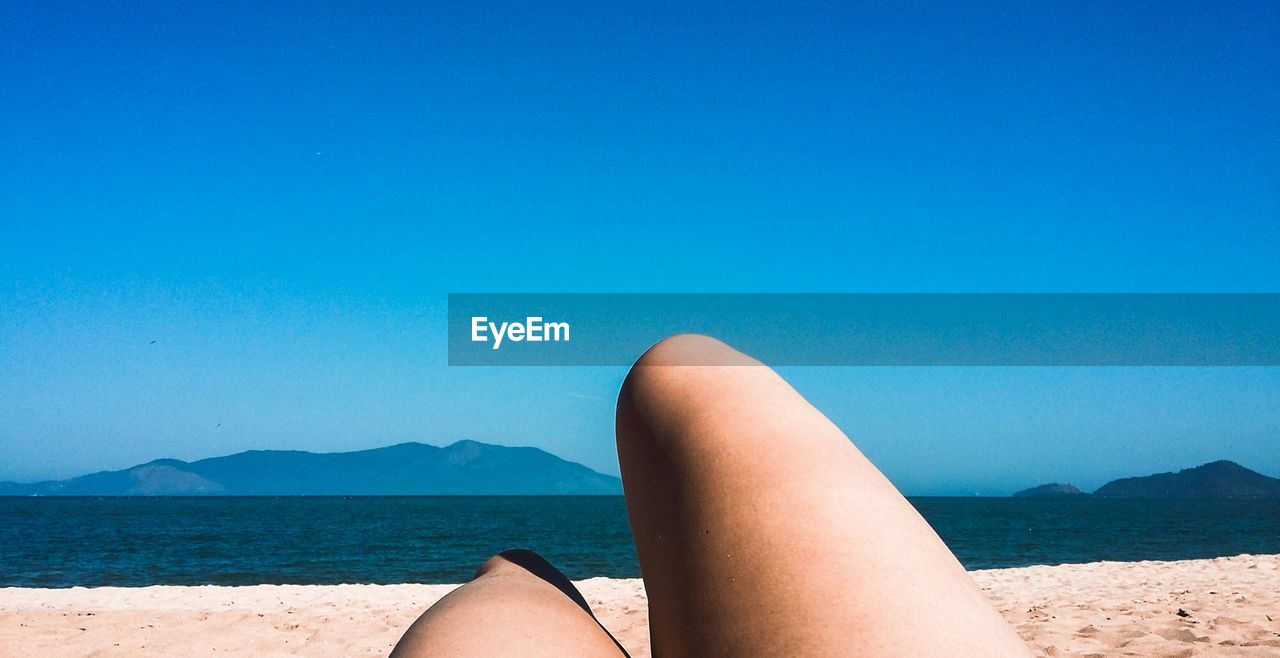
left=390, top=549, right=629, bottom=657
left=616, top=335, right=1030, bottom=657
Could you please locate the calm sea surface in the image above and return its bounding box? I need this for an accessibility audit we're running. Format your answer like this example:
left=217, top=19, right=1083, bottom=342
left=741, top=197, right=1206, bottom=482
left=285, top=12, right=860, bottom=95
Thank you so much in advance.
left=2, top=496, right=1278, bottom=587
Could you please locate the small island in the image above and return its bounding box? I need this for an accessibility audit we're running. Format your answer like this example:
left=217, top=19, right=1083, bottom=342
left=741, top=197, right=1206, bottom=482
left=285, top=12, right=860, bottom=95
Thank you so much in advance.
left=1012, top=482, right=1085, bottom=497
left=1014, top=460, right=1280, bottom=498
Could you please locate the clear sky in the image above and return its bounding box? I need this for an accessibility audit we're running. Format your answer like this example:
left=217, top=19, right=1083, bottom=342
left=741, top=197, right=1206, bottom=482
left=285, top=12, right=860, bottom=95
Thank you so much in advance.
left=2, top=1, right=1278, bottom=493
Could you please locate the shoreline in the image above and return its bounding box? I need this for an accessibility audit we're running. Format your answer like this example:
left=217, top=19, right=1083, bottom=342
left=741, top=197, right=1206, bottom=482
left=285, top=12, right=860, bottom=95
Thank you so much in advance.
left=2, top=554, right=1277, bottom=657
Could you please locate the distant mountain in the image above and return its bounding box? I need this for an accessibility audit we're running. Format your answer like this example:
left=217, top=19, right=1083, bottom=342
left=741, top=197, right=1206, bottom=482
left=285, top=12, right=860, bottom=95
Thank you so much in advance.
left=0, top=441, right=622, bottom=496
left=1093, top=460, right=1280, bottom=498
left=1013, top=482, right=1085, bottom=497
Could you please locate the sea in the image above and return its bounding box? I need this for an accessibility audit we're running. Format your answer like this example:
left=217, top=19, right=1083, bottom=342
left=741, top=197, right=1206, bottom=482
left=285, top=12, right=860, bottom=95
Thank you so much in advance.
left=2, top=496, right=1278, bottom=588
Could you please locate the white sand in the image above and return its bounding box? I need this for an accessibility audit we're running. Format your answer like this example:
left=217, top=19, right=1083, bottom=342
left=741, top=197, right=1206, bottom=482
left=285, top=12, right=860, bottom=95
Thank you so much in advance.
left=2, top=554, right=1277, bottom=657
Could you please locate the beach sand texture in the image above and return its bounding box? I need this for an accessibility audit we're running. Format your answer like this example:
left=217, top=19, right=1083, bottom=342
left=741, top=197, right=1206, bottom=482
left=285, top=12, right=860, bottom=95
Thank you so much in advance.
left=2, top=554, right=1277, bottom=657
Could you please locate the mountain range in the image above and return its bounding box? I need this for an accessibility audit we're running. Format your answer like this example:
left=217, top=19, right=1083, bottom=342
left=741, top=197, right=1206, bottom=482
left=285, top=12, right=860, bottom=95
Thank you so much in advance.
left=0, top=441, right=623, bottom=496
left=9, top=447, right=1274, bottom=499
left=1014, top=460, right=1280, bottom=498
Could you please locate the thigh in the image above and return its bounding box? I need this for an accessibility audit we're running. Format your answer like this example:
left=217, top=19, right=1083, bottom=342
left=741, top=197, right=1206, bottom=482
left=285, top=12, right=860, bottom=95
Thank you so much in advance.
left=616, top=335, right=1029, bottom=657
left=390, top=550, right=628, bottom=658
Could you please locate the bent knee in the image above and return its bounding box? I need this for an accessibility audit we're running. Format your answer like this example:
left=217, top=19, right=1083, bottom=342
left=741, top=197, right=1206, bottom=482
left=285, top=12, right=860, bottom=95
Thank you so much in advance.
left=630, top=334, right=750, bottom=369
left=475, top=549, right=546, bottom=579
left=619, top=335, right=732, bottom=427
left=616, top=334, right=776, bottom=447
left=474, top=549, right=579, bottom=587
left=473, top=549, right=595, bottom=613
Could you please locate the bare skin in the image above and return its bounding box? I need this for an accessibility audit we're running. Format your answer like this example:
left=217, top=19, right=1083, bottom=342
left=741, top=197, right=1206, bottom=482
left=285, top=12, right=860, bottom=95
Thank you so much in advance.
left=393, top=334, right=1031, bottom=657
left=389, top=549, right=628, bottom=657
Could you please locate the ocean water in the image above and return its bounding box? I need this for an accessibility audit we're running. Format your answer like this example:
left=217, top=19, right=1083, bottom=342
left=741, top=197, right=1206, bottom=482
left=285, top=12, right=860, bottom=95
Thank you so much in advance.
left=2, top=496, right=1278, bottom=587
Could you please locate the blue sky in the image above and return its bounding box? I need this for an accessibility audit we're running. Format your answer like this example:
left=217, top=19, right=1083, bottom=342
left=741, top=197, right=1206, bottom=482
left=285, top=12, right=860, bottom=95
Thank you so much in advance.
left=2, top=1, right=1278, bottom=493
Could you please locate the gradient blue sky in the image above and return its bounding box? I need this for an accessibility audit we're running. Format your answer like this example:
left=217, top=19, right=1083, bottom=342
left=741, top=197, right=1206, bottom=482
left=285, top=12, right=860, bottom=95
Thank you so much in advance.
left=2, top=1, right=1278, bottom=493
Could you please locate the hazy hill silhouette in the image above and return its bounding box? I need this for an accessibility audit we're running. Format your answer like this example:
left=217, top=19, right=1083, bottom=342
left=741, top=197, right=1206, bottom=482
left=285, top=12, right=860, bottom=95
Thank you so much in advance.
left=1012, top=483, right=1085, bottom=497
left=0, top=441, right=622, bottom=496
left=1014, top=460, right=1280, bottom=498
left=1093, top=460, right=1280, bottom=498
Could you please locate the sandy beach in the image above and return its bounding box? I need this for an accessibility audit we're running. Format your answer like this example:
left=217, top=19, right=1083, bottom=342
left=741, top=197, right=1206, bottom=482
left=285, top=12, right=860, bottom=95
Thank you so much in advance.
left=2, top=554, right=1277, bottom=657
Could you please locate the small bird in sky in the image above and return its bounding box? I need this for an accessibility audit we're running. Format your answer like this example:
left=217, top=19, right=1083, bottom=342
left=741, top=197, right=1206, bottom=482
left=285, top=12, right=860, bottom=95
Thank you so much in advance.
left=150, top=340, right=157, bottom=345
